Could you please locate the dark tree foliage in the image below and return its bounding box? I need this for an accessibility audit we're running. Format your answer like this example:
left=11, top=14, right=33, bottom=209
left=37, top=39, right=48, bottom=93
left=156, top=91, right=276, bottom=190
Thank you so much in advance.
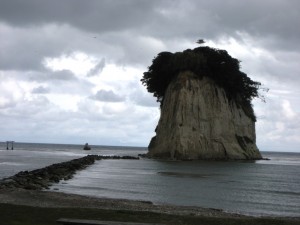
left=141, top=46, right=261, bottom=121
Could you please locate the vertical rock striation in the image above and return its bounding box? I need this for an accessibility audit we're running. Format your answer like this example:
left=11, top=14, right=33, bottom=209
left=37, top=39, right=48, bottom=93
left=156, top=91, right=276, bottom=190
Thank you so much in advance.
left=148, top=71, right=262, bottom=160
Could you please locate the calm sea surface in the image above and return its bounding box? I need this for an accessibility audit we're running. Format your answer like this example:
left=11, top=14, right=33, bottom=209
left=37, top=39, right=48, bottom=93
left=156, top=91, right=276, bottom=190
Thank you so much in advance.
left=0, top=142, right=299, bottom=217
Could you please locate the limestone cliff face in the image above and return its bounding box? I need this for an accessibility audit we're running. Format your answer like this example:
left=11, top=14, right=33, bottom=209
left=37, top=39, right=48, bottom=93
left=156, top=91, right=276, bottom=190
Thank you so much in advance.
left=148, top=71, right=262, bottom=160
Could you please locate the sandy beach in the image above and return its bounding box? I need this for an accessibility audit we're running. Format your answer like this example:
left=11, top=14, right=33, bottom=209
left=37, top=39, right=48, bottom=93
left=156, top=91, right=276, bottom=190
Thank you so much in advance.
left=0, top=188, right=240, bottom=218
left=1, top=188, right=300, bottom=225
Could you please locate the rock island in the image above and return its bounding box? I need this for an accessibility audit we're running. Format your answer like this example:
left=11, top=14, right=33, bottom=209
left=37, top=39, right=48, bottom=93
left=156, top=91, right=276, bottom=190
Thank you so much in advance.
left=142, top=46, right=262, bottom=160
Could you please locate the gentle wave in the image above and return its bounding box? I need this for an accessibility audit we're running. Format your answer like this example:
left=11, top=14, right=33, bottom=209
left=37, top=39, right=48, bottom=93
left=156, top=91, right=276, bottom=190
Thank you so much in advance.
left=1, top=142, right=299, bottom=217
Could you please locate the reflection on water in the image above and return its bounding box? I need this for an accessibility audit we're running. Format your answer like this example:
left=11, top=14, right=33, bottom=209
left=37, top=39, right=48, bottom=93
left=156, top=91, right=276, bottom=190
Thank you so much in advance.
left=157, top=171, right=218, bottom=178
left=0, top=142, right=299, bottom=217
left=52, top=157, right=300, bottom=217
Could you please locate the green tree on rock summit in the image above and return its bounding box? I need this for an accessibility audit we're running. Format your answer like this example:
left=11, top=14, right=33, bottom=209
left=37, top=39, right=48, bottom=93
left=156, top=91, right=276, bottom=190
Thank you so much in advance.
left=141, top=45, right=262, bottom=121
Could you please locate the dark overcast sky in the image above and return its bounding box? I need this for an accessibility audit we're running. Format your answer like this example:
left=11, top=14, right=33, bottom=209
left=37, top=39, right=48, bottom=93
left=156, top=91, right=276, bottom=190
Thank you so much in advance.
left=0, top=0, right=299, bottom=152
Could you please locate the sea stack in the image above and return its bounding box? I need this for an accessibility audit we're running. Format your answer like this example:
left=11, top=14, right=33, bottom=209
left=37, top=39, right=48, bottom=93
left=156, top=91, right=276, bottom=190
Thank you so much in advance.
left=142, top=46, right=262, bottom=160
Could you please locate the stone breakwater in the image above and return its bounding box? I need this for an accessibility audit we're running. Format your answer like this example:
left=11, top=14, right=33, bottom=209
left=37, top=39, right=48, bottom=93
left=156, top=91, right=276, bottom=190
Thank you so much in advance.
left=0, top=155, right=139, bottom=190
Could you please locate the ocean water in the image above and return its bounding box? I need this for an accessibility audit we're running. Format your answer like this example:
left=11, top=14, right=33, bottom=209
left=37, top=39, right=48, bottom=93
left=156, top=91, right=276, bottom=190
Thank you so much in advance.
left=0, top=142, right=299, bottom=217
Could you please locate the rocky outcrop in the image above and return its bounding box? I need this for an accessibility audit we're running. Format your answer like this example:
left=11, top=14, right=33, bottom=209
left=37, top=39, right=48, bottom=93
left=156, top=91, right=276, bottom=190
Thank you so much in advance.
left=0, top=155, right=139, bottom=190
left=148, top=71, right=262, bottom=160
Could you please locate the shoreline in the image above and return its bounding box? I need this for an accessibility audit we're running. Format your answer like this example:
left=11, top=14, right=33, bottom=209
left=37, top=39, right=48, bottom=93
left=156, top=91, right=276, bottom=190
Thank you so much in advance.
left=0, top=188, right=299, bottom=225
left=0, top=188, right=242, bottom=218
left=1, top=155, right=299, bottom=224
left=1, top=188, right=299, bottom=219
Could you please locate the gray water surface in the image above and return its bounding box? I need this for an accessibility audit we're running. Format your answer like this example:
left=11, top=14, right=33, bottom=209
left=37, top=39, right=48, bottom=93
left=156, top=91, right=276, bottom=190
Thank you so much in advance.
left=52, top=155, right=300, bottom=217
left=1, top=142, right=299, bottom=217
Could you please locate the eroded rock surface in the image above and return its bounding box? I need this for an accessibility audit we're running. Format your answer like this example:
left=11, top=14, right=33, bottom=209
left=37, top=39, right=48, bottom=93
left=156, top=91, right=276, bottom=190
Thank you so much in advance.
left=148, top=71, right=262, bottom=160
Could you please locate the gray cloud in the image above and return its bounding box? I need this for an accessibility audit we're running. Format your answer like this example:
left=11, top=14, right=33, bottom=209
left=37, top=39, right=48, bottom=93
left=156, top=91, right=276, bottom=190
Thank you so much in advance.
left=133, top=93, right=159, bottom=107
left=1, top=0, right=299, bottom=41
left=87, top=58, right=105, bottom=77
left=90, top=90, right=125, bottom=102
left=31, top=86, right=50, bottom=94
left=29, top=70, right=77, bottom=82
left=1, top=0, right=298, bottom=71
left=0, top=0, right=158, bottom=33
left=127, top=81, right=159, bottom=107
left=0, top=0, right=299, bottom=149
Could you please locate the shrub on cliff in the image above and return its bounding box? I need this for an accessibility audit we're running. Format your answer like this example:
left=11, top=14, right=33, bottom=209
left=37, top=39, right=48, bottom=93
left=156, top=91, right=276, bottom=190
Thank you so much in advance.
left=141, top=46, right=261, bottom=121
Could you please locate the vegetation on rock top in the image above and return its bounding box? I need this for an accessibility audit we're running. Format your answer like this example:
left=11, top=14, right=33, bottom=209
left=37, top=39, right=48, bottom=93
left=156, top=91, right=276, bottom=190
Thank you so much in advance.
left=141, top=46, right=262, bottom=121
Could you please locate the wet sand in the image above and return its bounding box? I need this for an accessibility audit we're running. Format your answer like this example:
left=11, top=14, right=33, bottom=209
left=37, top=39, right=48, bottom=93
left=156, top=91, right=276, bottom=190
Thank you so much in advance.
left=0, top=188, right=241, bottom=218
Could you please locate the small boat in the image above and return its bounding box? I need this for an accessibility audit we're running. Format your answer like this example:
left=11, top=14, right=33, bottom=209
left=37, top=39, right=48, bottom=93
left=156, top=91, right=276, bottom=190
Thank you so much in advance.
left=83, top=143, right=91, bottom=150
